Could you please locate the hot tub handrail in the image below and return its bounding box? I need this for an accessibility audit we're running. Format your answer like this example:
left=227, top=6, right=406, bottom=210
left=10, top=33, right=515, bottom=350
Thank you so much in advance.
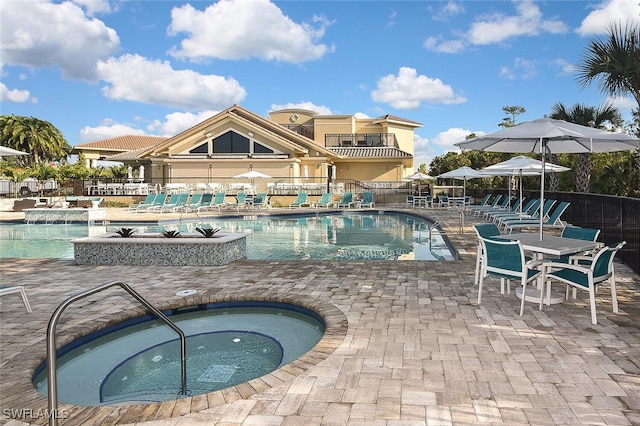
left=46, top=280, right=188, bottom=426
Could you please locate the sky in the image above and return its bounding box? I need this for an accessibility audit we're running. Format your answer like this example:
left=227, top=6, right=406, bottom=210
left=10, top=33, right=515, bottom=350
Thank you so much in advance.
left=1, top=0, right=639, bottom=168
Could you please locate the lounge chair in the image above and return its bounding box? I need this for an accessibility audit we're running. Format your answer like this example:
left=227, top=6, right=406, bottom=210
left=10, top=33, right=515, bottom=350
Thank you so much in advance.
left=136, top=193, right=167, bottom=213
left=497, top=198, right=551, bottom=229
left=484, top=198, right=525, bottom=221
left=225, top=192, right=249, bottom=211
left=468, top=194, right=503, bottom=216
left=197, top=192, right=225, bottom=212
left=128, top=194, right=156, bottom=212
left=316, top=193, right=335, bottom=208
left=289, top=193, right=310, bottom=208
left=183, top=193, right=203, bottom=211
left=159, top=193, right=190, bottom=213
left=337, top=192, right=354, bottom=208
left=360, top=192, right=374, bottom=208
left=505, top=200, right=568, bottom=233
left=479, top=196, right=512, bottom=218
left=251, top=193, right=269, bottom=210
left=466, top=193, right=491, bottom=210
left=0, top=285, right=32, bottom=313
left=492, top=198, right=539, bottom=224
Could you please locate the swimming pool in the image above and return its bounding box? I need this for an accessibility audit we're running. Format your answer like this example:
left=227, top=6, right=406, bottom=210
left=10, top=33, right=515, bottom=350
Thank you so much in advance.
left=0, top=212, right=455, bottom=261
left=33, top=302, right=325, bottom=405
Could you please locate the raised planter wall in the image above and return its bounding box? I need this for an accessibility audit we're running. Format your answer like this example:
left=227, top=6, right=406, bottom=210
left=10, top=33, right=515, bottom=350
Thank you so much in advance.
left=72, top=233, right=246, bottom=266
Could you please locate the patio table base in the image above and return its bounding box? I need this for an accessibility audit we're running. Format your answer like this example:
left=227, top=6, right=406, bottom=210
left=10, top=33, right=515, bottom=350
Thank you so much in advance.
left=515, top=285, right=564, bottom=305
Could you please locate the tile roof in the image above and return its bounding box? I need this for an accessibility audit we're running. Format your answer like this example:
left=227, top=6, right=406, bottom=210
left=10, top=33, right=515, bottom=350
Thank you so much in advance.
left=330, top=147, right=412, bottom=158
left=74, top=135, right=167, bottom=151
left=106, top=147, right=151, bottom=161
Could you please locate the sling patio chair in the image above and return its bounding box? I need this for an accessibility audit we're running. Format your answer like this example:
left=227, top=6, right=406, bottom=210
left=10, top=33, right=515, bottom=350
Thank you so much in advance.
left=135, top=193, right=167, bottom=213
left=473, top=223, right=502, bottom=287
left=316, top=193, right=335, bottom=208
left=360, top=192, right=374, bottom=208
left=498, top=199, right=555, bottom=231
left=337, top=192, right=354, bottom=208
left=539, top=241, right=626, bottom=325
left=492, top=198, right=539, bottom=225
left=289, top=193, right=311, bottom=208
left=477, top=236, right=541, bottom=317
left=505, top=201, right=569, bottom=233
left=128, top=193, right=156, bottom=212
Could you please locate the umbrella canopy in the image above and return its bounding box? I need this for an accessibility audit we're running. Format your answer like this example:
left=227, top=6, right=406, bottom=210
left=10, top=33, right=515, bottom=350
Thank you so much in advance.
left=0, top=146, right=29, bottom=156
left=456, top=118, right=640, bottom=239
left=436, top=166, right=486, bottom=202
left=233, top=170, right=272, bottom=179
left=481, top=156, right=570, bottom=213
left=403, top=171, right=435, bottom=196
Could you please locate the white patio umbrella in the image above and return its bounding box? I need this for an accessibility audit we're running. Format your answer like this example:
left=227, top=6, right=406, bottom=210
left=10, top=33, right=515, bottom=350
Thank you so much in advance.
left=456, top=118, right=640, bottom=239
left=481, top=156, right=570, bottom=213
left=233, top=169, right=272, bottom=193
left=138, top=165, right=145, bottom=180
left=436, top=166, right=486, bottom=204
left=0, top=146, right=29, bottom=156
left=403, top=171, right=436, bottom=195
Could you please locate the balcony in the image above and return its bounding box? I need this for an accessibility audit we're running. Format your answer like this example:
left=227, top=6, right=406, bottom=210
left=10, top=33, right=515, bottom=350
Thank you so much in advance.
left=325, top=133, right=397, bottom=148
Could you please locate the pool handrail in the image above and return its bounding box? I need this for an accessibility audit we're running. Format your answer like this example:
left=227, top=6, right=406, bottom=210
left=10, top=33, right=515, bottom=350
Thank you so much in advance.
left=46, top=281, right=188, bottom=426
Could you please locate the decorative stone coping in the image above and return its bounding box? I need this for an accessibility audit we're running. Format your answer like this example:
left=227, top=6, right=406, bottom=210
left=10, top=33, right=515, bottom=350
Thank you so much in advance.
left=24, top=207, right=107, bottom=223
left=72, top=232, right=246, bottom=266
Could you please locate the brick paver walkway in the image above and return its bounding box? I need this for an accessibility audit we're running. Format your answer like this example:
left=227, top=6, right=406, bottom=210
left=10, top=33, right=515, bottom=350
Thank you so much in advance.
left=1, top=207, right=639, bottom=425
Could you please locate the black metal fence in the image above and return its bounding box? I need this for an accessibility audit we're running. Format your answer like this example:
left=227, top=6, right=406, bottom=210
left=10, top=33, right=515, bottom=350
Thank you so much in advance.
left=485, top=189, right=639, bottom=276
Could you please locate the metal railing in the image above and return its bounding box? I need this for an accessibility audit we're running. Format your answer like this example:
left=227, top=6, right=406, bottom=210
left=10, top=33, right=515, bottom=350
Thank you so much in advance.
left=46, top=281, right=188, bottom=426
left=324, top=133, right=397, bottom=148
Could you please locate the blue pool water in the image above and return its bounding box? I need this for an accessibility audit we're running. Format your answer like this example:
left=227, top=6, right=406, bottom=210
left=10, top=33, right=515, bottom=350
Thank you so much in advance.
left=33, top=302, right=325, bottom=405
left=0, top=212, right=455, bottom=261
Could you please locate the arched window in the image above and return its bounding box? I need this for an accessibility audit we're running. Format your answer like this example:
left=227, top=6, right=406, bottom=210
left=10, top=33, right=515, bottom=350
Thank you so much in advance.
left=213, top=131, right=249, bottom=153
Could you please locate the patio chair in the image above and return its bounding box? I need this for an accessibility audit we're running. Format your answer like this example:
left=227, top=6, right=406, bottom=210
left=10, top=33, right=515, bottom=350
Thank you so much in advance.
left=467, top=193, right=491, bottom=210
left=499, top=199, right=555, bottom=230
left=289, top=193, right=310, bottom=208
left=337, top=192, right=354, bottom=208
left=477, top=236, right=541, bottom=317
left=197, top=192, right=225, bottom=212
left=492, top=198, right=539, bottom=224
left=481, top=197, right=520, bottom=220
left=316, top=193, right=335, bottom=208
left=470, top=195, right=504, bottom=216
left=0, top=285, right=32, bottom=313
left=437, top=195, right=450, bottom=209
left=224, top=192, right=249, bottom=211
left=539, top=241, right=626, bottom=324
left=251, top=193, right=269, bottom=210
left=473, top=224, right=501, bottom=287
left=360, top=192, right=374, bottom=208
left=183, top=193, right=203, bottom=211
left=160, top=193, right=190, bottom=213
left=406, top=195, right=414, bottom=208
left=128, top=193, right=156, bottom=212
left=505, top=201, right=569, bottom=233
left=136, top=193, right=167, bottom=213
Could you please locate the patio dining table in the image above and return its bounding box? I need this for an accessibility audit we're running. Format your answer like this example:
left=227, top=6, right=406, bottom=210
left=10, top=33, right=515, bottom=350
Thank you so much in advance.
left=495, top=233, right=602, bottom=305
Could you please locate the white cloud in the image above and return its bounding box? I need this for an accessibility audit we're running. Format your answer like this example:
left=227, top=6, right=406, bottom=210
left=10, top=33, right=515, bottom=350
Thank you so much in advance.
left=0, top=82, right=32, bottom=103
left=0, top=0, right=119, bottom=81
left=269, top=102, right=332, bottom=115
left=552, top=58, right=575, bottom=75
left=148, top=111, right=219, bottom=136
left=371, top=67, right=467, bottom=109
left=424, top=36, right=466, bottom=53
left=499, top=58, right=538, bottom=80
left=167, top=0, right=334, bottom=63
left=432, top=1, right=465, bottom=21
left=431, top=128, right=479, bottom=149
left=577, top=0, right=640, bottom=36
left=354, top=112, right=371, bottom=119
left=607, top=95, right=636, bottom=113
left=79, top=122, right=148, bottom=142
left=71, top=0, right=112, bottom=16
left=97, top=54, right=247, bottom=110
left=467, top=0, right=568, bottom=45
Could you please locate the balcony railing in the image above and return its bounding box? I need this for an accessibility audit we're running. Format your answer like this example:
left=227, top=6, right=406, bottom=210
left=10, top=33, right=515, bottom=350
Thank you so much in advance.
left=280, top=124, right=314, bottom=139
left=325, top=133, right=397, bottom=148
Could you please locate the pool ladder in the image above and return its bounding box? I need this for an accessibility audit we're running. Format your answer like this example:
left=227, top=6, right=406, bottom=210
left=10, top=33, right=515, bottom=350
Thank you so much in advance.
left=46, top=281, right=188, bottom=426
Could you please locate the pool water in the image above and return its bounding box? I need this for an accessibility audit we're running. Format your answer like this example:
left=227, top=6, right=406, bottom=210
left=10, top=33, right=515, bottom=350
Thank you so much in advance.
left=0, top=212, right=455, bottom=261
left=33, top=303, right=325, bottom=405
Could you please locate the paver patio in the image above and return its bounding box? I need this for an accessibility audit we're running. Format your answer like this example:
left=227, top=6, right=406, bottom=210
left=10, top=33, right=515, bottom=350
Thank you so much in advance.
left=1, top=207, right=639, bottom=425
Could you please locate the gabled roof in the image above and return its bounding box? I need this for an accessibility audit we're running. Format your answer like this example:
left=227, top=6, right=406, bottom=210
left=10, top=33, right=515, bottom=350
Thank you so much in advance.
left=330, top=147, right=412, bottom=158
left=74, top=135, right=167, bottom=152
left=138, top=104, right=338, bottom=159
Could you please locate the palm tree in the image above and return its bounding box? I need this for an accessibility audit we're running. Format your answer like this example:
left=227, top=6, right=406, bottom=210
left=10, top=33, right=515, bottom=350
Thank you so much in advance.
left=0, top=115, right=71, bottom=165
left=549, top=102, right=622, bottom=192
left=576, top=21, right=640, bottom=108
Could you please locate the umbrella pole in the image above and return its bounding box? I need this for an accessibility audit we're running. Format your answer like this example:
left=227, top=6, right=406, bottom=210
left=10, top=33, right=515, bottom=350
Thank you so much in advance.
left=539, top=139, right=546, bottom=241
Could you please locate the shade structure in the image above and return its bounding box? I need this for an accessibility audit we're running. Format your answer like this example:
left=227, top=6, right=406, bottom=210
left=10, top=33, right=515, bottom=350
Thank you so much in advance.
left=481, top=156, right=570, bottom=212
left=456, top=118, right=640, bottom=239
left=403, top=171, right=435, bottom=195
left=232, top=170, right=272, bottom=180
left=0, top=146, right=29, bottom=156
left=436, top=166, right=486, bottom=203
